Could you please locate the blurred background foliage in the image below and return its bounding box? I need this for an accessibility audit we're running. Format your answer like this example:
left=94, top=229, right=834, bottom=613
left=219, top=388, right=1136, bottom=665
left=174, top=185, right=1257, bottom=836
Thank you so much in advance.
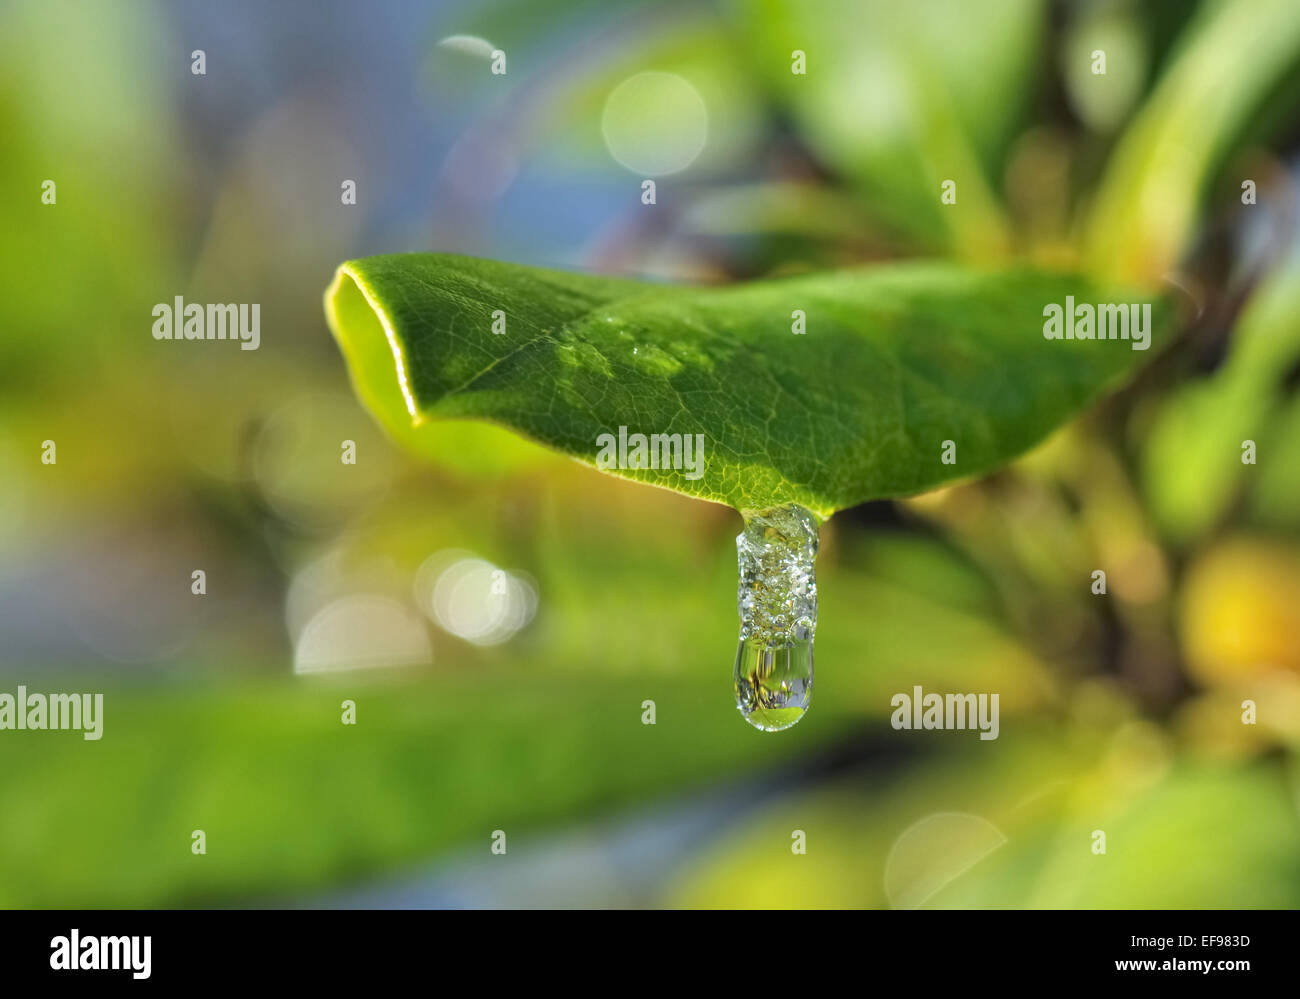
left=1, top=0, right=1299, bottom=908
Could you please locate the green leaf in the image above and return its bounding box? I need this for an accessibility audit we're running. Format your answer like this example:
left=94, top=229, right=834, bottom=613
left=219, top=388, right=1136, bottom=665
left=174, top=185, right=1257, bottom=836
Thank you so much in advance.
left=326, top=253, right=1168, bottom=520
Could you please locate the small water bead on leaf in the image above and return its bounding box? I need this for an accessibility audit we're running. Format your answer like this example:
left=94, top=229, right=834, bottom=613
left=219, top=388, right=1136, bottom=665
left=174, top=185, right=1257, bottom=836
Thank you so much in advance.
left=733, top=503, right=819, bottom=732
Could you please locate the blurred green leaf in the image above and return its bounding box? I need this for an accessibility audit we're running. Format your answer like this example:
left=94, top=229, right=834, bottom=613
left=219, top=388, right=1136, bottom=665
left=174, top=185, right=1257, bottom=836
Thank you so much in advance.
left=0, top=673, right=857, bottom=907
left=326, top=253, right=1169, bottom=519
left=1142, top=249, right=1300, bottom=541
left=1252, top=394, right=1300, bottom=528
left=730, top=0, right=1046, bottom=255
left=1085, top=0, right=1300, bottom=283
left=937, top=764, right=1300, bottom=908
left=0, top=0, right=178, bottom=384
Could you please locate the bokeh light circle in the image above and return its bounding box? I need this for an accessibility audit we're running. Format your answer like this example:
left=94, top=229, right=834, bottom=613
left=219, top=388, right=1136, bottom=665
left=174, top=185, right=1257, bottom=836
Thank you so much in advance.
left=601, top=71, right=708, bottom=176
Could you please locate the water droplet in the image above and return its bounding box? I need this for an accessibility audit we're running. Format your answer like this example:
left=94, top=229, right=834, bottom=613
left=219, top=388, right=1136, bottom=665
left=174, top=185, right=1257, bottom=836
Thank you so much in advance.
left=669, top=340, right=714, bottom=372
left=733, top=503, right=819, bottom=732
left=630, top=343, right=684, bottom=376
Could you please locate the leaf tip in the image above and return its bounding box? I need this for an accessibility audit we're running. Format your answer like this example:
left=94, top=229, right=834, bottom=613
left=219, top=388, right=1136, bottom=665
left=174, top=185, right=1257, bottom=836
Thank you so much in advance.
left=325, top=261, right=420, bottom=423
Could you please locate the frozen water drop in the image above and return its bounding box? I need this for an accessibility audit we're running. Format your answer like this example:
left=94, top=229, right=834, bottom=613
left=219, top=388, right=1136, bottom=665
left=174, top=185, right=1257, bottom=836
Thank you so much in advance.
left=733, top=503, right=819, bottom=732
